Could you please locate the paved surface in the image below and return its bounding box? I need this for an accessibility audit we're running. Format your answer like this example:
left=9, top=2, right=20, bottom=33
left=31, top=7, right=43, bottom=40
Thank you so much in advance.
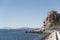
left=41, top=31, right=60, bottom=40
left=45, top=32, right=56, bottom=40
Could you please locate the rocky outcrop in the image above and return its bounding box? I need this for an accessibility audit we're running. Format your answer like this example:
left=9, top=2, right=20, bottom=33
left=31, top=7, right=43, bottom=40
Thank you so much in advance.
left=26, top=29, right=44, bottom=33
left=43, top=10, right=60, bottom=30
left=26, top=10, right=60, bottom=33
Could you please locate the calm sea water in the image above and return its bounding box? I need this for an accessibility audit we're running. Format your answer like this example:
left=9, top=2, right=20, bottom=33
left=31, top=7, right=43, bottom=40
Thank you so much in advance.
left=0, top=29, right=45, bottom=40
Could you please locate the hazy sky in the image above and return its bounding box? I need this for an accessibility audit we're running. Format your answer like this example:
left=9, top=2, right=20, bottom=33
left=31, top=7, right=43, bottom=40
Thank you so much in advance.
left=0, top=0, right=60, bottom=28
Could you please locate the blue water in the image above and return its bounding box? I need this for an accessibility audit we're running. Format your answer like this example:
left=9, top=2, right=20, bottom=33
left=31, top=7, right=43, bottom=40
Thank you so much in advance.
left=0, top=29, right=44, bottom=40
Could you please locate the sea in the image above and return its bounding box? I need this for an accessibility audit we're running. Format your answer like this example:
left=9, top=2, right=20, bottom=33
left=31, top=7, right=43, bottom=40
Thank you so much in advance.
left=0, top=28, right=45, bottom=40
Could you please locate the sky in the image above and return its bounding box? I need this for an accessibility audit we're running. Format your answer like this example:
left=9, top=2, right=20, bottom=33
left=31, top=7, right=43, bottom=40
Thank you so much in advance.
left=0, top=0, right=60, bottom=28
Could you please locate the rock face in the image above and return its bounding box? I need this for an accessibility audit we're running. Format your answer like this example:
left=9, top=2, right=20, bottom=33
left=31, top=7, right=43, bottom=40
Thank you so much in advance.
left=43, top=10, right=60, bottom=30
left=26, top=10, right=60, bottom=33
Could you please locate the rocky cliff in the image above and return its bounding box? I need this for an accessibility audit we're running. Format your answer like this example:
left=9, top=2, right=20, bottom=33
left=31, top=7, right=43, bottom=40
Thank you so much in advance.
left=43, top=10, right=60, bottom=30
left=26, top=10, right=60, bottom=33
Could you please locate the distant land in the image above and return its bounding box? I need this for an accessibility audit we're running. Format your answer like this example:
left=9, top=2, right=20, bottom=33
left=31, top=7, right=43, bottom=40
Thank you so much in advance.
left=0, top=27, right=37, bottom=30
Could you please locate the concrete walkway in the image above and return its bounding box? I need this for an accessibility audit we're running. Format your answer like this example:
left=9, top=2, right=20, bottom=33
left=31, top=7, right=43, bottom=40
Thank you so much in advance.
left=41, top=31, right=60, bottom=40
left=44, top=32, right=56, bottom=40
